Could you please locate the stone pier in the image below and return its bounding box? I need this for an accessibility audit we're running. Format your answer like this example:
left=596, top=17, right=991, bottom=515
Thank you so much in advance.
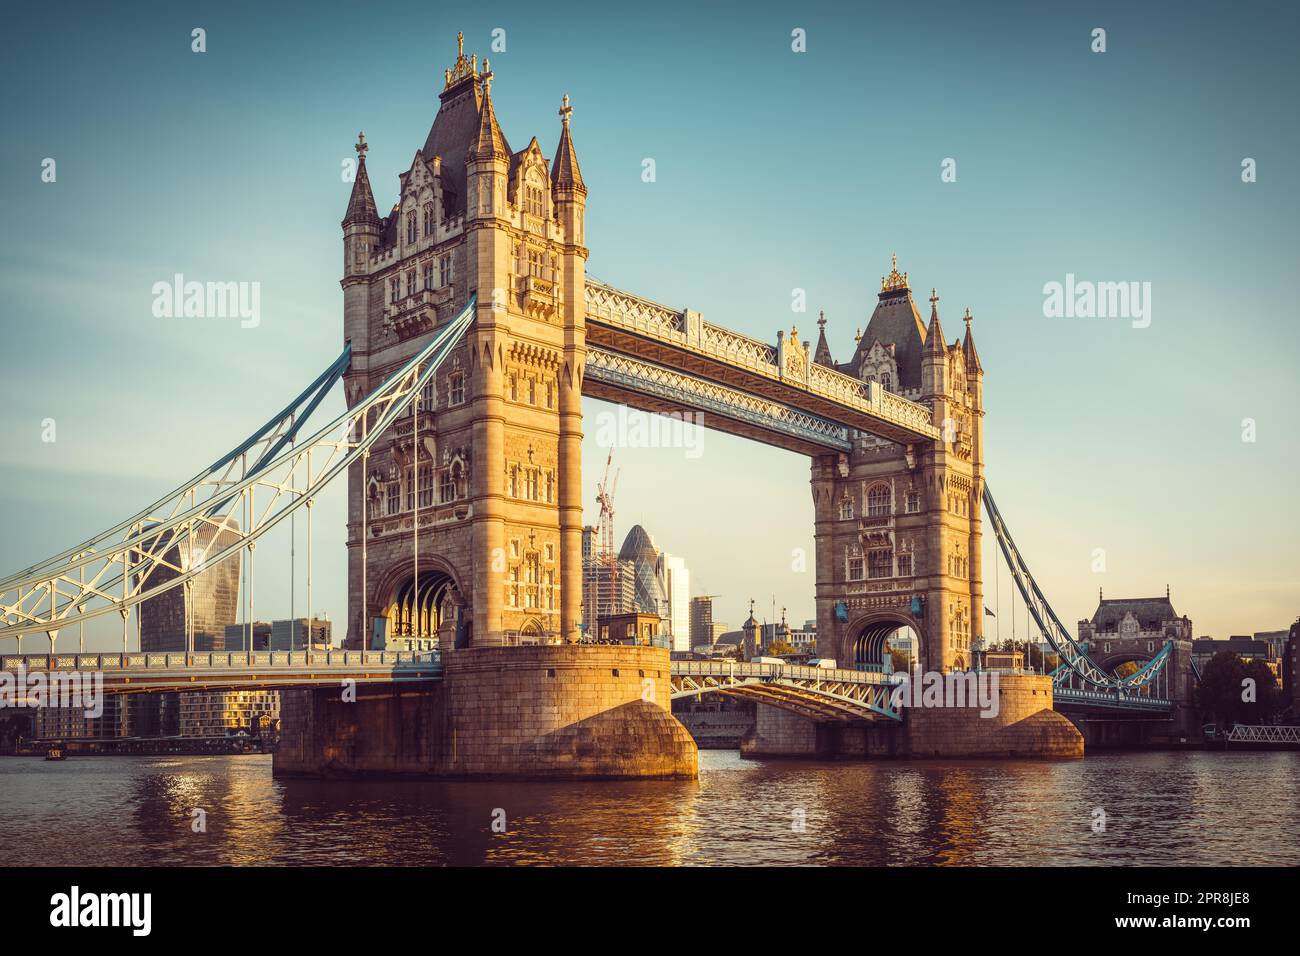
left=275, top=645, right=698, bottom=779
left=738, top=674, right=1082, bottom=761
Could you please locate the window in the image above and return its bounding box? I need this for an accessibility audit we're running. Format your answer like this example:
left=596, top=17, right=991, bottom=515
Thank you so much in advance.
left=405, top=467, right=415, bottom=510
left=439, top=470, right=454, bottom=503
left=545, top=471, right=554, bottom=504
left=867, top=484, right=891, bottom=517
left=422, top=261, right=433, bottom=291
left=508, top=467, right=518, bottom=498
left=528, top=249, right=543, bottom=277
left=407, top=269, right=416, bottom=296
left=544, top=543, right=555, bottom=562
left=386, top=482, right=400, bottom=515
left=839, top=497, right=854, bottom=520
left=449, top=372, right=465, bottom=405
left=525, top=184, right=544, bottom=217
left=510, top=539, right=521, bottom=559
left=389, top=276, right=399, bottom=304
left=847, top=555, right=864, bottom=581
left=508, top=374, right=518, bottom=402
left=406, top=212, right=416, bottom=245
left=417, top=464, right=433, bottom=508
left=420, top=380, right=434, bottom=410
left=423, top=203, right=434, bottom=236
left=508, top=567, right=520, bottom=607
left=545, top=381, right=554, bottom=409
left=439, top=254, right=452, bottom=286
left=906, top=491, right=920, bottom=514
left=868, top=549, right=892, bottom=579
left=528, top=378, right=536, bottom=405
left=546, top=570, right=555, bottom=609
left=881, top=371, right=892, bottom=392
left=896, top=552, right=912, bottom=577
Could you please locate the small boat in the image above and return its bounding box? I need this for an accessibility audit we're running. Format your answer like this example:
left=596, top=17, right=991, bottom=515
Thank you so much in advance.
left=45, top=747, right=66, bottom=761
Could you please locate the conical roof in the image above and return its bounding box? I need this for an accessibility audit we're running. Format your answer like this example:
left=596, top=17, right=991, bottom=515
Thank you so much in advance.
left=343, top=141, right=379, bottom=226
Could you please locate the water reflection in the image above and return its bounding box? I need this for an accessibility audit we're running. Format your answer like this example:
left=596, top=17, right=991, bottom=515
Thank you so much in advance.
left=1, top=751, right=1296, bottom=866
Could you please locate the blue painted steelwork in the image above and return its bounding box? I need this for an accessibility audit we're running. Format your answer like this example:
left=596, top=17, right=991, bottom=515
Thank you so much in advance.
left=0, top=298, right=476, bottom=640
left=983, top=485, right=1171, bottom=694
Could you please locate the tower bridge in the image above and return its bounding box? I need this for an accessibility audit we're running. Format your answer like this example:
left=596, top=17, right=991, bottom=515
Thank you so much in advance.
left=0, top=35, right=1196, bottom=776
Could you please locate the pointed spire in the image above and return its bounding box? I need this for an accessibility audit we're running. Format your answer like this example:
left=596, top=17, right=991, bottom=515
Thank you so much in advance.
left=343, top=131, right=379, bottom=226
left=551, top=93, right=586, bottom=195
left=813, top=310, right=835, bottom=367
left=924, top=288, right=947, bottom=355
left=471, top=77, right=507, bottom=160
left=961, top=307, right=983, bottom=372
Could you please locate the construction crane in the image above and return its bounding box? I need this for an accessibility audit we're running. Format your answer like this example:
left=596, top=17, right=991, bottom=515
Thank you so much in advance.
left=595, top=453, right=620, bottom=620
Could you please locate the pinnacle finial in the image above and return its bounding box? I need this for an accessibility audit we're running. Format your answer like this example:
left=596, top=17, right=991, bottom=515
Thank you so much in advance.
left=882, top=253, right=909, bottom=292
left=481, top=60, right=493, bottom=95
left=963, top=307, right=972, bottom=327
left=559, top=93, right=573, bottom=128
left=818, top=310, right=826, bottom=330
left=444, top=30, right=478, bottom=90
left=930, top=288, right=939, bottom=306
left=355, top=131, right=368, bottom=160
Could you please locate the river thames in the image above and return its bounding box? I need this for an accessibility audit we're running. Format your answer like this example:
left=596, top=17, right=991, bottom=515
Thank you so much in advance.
left=1, top=750, right=1296, bottom=866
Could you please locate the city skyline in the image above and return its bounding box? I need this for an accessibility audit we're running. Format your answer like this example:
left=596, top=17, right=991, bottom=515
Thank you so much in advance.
left=2, top=1, right=1297, bottom=650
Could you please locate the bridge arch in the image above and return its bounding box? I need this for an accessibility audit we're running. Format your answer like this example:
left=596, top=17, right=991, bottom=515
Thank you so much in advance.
left=839, top=612, right=922, bottom=673
left=1091, top=638, right=1162, bottom=678
left=374, top=556, right=467, bottom=651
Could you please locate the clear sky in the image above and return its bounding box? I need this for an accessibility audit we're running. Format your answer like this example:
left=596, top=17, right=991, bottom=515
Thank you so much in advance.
left=2, top=1, right=1297, bottom=650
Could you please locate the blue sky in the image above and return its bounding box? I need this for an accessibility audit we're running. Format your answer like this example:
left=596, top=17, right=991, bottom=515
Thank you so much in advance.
left=2, top=0, right=1297, bottom=648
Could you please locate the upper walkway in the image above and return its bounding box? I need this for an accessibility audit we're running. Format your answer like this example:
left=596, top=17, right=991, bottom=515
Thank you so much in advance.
left=583, top=280, right=940, bottom=452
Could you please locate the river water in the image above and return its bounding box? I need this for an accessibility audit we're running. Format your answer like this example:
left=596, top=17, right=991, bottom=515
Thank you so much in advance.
left=1, top=750, right=1295, bottom=866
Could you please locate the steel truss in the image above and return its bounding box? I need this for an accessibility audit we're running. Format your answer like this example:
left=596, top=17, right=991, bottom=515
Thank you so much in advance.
left=0, top=297, right=476, bottom=642
left=669, top=661, right=901, bottom=720
left=983, top=485, right=1170, bottom=692
left=1224, top=724, right=1300, bottom=745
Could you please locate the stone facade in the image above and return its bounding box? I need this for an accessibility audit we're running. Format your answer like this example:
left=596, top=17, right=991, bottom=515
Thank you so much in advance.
left=812, top=261, right=986, bottom=675
left=341, top=36, right=586, bottom=652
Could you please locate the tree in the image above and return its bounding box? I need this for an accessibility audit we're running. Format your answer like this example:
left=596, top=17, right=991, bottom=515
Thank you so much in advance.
left=1197, top=651, right=1243, bottom=728
left=1239, top=658, right=1285, bottom=724
left=1195, top=651, right=1283, bottom=727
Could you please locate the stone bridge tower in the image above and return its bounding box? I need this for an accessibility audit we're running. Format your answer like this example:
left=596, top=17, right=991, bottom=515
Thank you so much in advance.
left=812, top=258, right=986, bottom=674
left=340, top=35, right=587, bottom=651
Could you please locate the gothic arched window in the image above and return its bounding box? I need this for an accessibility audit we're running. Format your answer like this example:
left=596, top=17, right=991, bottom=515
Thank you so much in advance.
left=867, top=483, right=891, bottom=517
left=423, top=203, right=434, bottom=236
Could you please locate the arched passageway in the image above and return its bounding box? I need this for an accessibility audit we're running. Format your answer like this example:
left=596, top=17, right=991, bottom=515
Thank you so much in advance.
left=850, top=620, right=919, bottom=673
left=382, top=570, right=465, bottom=652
